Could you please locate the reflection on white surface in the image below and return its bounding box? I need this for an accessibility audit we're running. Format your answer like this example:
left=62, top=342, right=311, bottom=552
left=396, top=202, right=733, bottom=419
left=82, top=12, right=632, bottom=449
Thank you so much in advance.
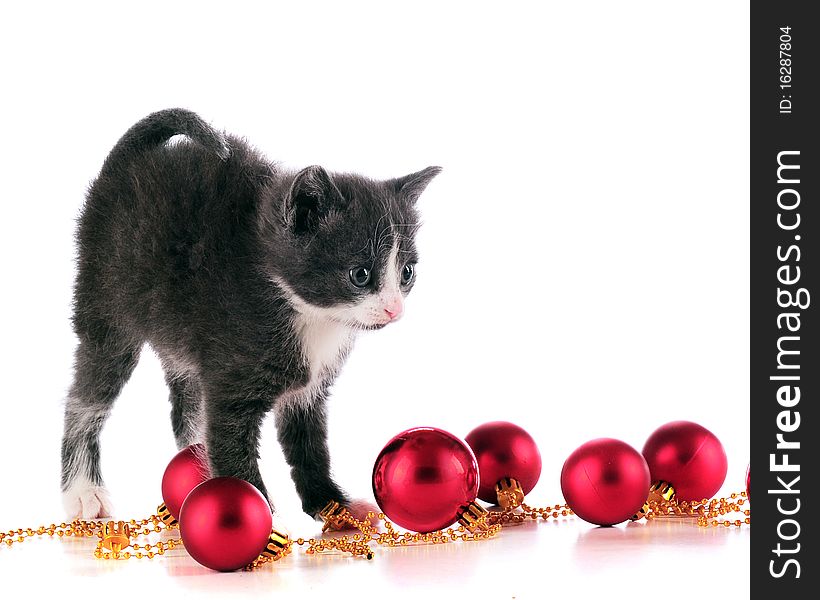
left=0, top=515, right=749, bottom=598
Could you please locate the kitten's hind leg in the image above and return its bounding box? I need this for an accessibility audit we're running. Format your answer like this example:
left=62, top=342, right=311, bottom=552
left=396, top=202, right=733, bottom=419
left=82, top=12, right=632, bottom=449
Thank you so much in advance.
left=165, top=371, right=205, bottom=449
left=61, top=326, right=140, bottom=520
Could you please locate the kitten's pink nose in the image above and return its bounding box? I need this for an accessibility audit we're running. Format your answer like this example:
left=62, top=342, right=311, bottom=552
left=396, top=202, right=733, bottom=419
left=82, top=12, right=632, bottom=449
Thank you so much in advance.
left=383, top=298, right=404, bottom=321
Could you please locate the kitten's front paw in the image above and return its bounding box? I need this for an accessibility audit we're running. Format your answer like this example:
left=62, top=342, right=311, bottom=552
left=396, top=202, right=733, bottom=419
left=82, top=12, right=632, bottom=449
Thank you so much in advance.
left=62, top=482, right=114, bottom=520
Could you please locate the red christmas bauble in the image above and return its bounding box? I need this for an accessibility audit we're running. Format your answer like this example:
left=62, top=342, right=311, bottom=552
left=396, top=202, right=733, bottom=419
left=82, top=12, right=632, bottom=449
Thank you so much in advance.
left=746, top=465, right=750, bottom=502
left=372, top=427, right=479, bottom=533
left=465, top=421, right=542, bottom=503
left=161, top=444, right=212, bottom=520
left=642, top=421, right=728, bottom=501
left=179, top=477, right=272, bottom=572
left=560, top=438, right=651, bottom=526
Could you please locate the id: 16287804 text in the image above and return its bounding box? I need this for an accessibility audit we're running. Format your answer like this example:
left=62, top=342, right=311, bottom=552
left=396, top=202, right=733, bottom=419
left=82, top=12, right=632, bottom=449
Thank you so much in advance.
left=779, top=26, right=792, bottom=114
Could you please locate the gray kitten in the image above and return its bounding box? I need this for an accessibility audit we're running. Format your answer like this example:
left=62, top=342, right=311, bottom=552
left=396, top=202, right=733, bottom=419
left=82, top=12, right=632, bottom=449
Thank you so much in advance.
left=60, top=108, right=440, bottom=521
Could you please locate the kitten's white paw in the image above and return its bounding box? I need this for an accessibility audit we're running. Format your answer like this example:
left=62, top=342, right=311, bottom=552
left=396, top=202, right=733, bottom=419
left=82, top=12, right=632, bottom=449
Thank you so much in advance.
left=62, top=482, right=114, bottom=520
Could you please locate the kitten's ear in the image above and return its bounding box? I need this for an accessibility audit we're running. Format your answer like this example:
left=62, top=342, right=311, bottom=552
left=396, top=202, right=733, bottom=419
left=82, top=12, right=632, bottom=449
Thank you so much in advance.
left=285, top=165, right=346, bottom=235
left=391, top=166, right=442, bottom=203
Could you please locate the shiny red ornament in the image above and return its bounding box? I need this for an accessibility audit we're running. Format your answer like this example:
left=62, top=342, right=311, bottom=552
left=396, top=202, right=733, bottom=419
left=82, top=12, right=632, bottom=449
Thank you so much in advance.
left=161, top=444, right=212, bottom=520
left=179, top=477, right=272, bottom=572
left=372, top=427, right=479, bottom=533
left=642, top=421, right=728, bottom=501
left=746, top=465, right=750, bottom=502
left=560, top=438, right=651, bottom=526
left=465, top=421, right=542, bottom=503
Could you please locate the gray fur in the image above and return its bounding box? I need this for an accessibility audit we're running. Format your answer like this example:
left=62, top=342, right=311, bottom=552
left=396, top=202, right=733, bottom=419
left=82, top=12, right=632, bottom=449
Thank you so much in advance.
left=60, top=108, right=440, bottom=519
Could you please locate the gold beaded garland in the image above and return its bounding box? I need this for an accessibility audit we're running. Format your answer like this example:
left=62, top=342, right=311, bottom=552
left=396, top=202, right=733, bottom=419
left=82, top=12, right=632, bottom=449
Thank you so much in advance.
left=638, top=491, right=751, bottom=527
left=1, top=490, right=747, bottom=569
left=0, top=514, right=183, bottom=561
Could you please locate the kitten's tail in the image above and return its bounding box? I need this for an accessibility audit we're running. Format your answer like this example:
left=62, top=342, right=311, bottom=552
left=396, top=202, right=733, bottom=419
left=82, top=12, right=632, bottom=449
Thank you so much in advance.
left=101, top=108, right=230, bottom=172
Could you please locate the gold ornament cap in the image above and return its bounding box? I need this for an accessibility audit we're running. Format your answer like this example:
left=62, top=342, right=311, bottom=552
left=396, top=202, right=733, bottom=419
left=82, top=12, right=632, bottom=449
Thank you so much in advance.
left=261, top=529, right=292, bottom=560
left=457, top=501, right=489, bottom=532
left=495, top=477, right=525, bottom=509
left=319, top=500, right=348, bottom=532
left=630, top=502, right=650, bottom=522
left=157, top=502, right=178, bottom=527
left=101, top=521, right=131, bottom=554
left=630, top=480, right=677, bottom=521
left=648, top=481, right=676, bottom=503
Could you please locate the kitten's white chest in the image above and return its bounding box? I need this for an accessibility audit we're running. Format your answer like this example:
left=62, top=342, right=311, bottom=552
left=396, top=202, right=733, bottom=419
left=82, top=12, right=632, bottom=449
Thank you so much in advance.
left=294, top=316, right=354, bottom=386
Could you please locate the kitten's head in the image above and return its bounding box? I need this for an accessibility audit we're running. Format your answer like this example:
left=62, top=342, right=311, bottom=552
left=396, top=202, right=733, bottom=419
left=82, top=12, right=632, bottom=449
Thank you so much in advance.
left=270, top=164, right=440, bottom=330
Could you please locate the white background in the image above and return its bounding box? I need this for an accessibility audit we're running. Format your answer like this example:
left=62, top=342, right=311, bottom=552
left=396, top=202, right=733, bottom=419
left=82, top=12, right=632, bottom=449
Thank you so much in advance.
left=0, top=1, right=749, bottom=597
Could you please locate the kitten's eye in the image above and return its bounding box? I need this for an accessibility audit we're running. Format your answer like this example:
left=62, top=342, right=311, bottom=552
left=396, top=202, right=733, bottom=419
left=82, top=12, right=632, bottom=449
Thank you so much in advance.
left=349, top=266, right=371, bottom=288
left=401, top=263, right=415, bottom=285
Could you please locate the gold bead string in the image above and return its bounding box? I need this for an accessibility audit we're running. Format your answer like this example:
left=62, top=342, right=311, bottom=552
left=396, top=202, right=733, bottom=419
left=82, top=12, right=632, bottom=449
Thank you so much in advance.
left=1, top=519, right=104, bottom=546
left=0, top=514, right=183, bottom=561
left=245, top=528, right=373, bottom=570
left=277, top=496, right=573, bottom=561
left=641, top=491, right=750, bottom=528
left=94, top=515, right=183, bottom=560
left=695, top=492, right=750, bottom=528
left=486, top=479, right=574, bottom=525
left=357, top=511, right=502, bottom=547
left=487, top=502, right=574, bottom=526
left=1, top=491, right=744, bottom=570
left=1, top=496, right=569, bottom=569
left=249, top=503, right=505, bottom=570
